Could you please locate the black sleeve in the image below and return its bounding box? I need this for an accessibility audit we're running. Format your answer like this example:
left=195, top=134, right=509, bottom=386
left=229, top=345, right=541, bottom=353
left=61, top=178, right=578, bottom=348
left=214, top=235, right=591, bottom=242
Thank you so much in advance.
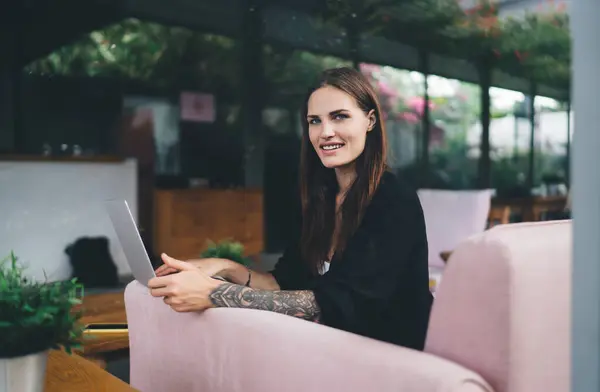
left=269, top=239, right=313, bottom=290
left=312, top=189, right=427, bottom=335
left=269, top=201, right=313, bottom=291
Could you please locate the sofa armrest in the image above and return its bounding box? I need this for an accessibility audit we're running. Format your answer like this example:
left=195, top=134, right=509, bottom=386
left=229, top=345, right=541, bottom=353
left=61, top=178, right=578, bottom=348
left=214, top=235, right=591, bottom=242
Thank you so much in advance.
left=125, top=281, right=492, bottom=392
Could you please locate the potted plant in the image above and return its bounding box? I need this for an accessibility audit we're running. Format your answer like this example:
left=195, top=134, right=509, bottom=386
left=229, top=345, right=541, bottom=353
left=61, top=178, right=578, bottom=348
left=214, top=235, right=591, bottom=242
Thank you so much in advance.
left=200, top=239, right=253, bottom=267
left=0, top=252, right=84, bottom=392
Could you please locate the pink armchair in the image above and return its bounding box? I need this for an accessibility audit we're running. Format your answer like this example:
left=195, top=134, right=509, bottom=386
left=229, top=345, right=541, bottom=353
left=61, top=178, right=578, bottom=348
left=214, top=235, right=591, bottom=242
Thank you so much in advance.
left=125, top=220, right=571, bottom=392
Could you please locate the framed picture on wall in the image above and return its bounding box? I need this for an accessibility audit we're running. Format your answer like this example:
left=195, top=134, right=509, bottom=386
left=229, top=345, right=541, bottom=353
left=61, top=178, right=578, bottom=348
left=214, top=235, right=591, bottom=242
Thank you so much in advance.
left=180, top=92, right=216, bottom=123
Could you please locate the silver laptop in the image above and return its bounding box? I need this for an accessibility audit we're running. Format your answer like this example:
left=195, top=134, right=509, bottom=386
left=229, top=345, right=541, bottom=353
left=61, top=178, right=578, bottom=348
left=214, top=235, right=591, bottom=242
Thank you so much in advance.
left=104, top=199, right=156, bottom=286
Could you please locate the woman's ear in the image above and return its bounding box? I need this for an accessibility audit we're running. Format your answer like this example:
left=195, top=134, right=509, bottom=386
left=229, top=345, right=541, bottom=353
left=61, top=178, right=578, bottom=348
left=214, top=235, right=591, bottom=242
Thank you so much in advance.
left=367, top=110, right=376, bottom=132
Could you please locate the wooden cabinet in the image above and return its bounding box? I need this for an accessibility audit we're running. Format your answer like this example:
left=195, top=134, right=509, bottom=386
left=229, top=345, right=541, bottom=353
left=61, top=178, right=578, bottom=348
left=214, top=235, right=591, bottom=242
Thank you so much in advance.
left=154, top=188, right=263, bottom=259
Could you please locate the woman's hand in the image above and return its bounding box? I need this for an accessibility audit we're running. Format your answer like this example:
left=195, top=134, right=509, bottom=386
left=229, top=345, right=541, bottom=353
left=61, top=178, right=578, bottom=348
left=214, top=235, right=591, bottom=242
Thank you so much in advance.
left=155, top=253, right=281, bottom=290
left=148, top=254, right=224, bottom=312
left=155, top=254, right=234, bottom=278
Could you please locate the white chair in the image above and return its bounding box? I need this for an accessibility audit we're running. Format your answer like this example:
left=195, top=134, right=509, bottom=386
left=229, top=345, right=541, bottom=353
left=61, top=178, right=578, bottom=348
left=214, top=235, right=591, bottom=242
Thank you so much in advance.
left=417, top=189, right=494, bottom=291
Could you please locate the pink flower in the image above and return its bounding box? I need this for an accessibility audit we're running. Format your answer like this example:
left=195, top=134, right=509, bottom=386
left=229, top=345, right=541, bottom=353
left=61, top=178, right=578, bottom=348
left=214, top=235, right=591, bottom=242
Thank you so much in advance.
left=406, top=97, right=435, bottom=116
left=377, top=81, right=398, bottom=97
left=399, top=112, right=420, bottom=124
left=359, top=63, right=380, bottom=75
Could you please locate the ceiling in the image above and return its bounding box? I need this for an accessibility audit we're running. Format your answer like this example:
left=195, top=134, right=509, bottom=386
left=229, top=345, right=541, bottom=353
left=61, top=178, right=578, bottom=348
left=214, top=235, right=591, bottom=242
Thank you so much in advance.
left=0, top=0, right=122, bottom=70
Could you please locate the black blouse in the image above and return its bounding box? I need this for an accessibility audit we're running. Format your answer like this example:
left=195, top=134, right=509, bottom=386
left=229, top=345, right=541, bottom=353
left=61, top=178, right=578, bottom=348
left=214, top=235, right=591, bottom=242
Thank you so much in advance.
left=270, top=171, right=433, bottom=350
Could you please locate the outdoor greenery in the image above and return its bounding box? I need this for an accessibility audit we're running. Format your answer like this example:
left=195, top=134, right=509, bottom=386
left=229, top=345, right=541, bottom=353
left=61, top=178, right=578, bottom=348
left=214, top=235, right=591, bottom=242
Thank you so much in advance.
left=26, top=20, right=351, bottom=101
left=27, top=19, right=240, bottom=92
left=0, top=252, right=84, bottom=358
left=26, top=0, right=571, bottom=93
left=264, top=47, right=352, bottom=99
left=361, top=63, right=568, bottom=191
left=322, top=0, right=570, bottom=91
left=493, top=12, right=570, bottom=87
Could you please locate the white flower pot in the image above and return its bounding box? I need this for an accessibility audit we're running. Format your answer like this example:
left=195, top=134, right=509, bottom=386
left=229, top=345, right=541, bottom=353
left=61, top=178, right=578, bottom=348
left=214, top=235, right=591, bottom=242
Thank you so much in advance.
left=0, top=351, right=48, bottom=392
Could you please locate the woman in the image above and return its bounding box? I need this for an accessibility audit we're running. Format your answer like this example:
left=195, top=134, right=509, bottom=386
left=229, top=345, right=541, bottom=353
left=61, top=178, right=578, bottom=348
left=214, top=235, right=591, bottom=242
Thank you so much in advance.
left=149, top=67, right=433, bottom=350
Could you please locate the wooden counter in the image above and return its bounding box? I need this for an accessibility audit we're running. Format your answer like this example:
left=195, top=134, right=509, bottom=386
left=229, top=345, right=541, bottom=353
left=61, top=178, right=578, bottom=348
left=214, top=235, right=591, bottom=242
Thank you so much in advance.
left=154, top=188, right=263, bottom=259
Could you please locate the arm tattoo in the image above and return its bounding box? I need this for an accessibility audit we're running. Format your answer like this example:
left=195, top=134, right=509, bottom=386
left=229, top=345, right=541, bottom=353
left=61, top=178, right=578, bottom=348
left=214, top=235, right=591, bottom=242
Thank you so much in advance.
left=209, top=283, right=321, bottom=321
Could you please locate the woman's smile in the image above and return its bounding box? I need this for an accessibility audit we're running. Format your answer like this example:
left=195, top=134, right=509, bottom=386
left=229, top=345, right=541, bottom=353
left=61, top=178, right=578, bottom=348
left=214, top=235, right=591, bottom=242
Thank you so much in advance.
left=319, top=142, right=346, bottom=156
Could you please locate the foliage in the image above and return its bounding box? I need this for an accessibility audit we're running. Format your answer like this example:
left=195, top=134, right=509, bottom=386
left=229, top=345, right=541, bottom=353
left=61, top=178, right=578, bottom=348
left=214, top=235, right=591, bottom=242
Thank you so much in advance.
left=324, top=0, right=571, bottom=92
left=494, top=12, right=570, bottom=88
left=26, top=19, right=352, bottom=103
left=26, top=19, right=240, bottom=91
left=26, top=0, right=571, bottom=94
left=263, top=47, right=352, bottom=103
left=491, top=155, right=529, bottom=195
left=320, top=0, right=461, bottom=33
left=200, top=240, right=253, bottom=267
left=0, top=253, right=84, bottom=359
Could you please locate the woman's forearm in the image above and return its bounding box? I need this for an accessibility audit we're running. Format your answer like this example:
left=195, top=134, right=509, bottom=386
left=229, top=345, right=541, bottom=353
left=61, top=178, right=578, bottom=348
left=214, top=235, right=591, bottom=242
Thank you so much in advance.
left=223, top=262, right=281, bottom=291
left=208, top=283, right=321, bottom=321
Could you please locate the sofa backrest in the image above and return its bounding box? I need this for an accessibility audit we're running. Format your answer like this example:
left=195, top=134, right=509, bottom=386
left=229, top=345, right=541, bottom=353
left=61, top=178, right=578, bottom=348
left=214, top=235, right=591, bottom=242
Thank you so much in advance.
left=125, top=281, right=493, bottom=392
left=425, top=220, right=572, bottom=392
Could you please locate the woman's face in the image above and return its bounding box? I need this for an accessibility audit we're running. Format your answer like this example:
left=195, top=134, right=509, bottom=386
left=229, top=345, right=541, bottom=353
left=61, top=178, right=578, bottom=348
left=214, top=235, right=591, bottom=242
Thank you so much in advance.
left=307, top=86, right=374, bottom=169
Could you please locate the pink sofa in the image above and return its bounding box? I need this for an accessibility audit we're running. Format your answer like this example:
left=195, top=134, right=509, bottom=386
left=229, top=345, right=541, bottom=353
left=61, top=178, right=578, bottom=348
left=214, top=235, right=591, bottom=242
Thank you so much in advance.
left=125, top=220, right=571, bottom=392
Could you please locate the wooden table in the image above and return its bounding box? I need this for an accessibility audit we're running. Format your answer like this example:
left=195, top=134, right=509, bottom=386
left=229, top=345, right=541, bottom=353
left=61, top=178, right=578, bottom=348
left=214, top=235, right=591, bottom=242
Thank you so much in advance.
left=44, top=350, right=137, bottom=391
left=492, top=195, right=567, bottom=222
left=79, top=291, right=127, bottom=329
left=74, top=291, right=129, bottom=365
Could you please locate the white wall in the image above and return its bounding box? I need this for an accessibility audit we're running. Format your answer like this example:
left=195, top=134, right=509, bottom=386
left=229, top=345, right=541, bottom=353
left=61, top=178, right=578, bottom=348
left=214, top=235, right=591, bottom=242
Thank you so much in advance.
left=0, top=159, right=137, bottom=282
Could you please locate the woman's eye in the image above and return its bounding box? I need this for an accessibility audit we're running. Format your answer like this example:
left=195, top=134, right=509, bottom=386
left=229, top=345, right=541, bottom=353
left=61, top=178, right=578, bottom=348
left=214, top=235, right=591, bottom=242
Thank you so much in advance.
left=333, top=113, right=348, bottom=121
left=308, top=118, right=321, bottom=125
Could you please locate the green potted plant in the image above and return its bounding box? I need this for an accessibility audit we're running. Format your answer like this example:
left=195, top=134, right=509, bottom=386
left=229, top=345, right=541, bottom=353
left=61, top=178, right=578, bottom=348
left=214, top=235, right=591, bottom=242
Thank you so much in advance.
left=0, top=252, right=84, bottom=392
left=200, top=239, right=253, bottom=267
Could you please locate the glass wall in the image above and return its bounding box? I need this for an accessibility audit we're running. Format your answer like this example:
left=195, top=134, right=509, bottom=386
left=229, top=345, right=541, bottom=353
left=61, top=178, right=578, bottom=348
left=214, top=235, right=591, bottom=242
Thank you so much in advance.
left=535, top=97, right=569, bottom=193
left=21, top=19, right=249, bottom=257
left=426, top=75, right=481, bottom=190
left=263, top=48, right=352, bottom=137
left=358, top=68, right=486, bottom=190
left=360, top=64, right=426, bottom=187
left=488, top=87, right=529, bottom=196
left=24, top=19, right=245, bottom=182
left=487, top=89, right=570, bottom=196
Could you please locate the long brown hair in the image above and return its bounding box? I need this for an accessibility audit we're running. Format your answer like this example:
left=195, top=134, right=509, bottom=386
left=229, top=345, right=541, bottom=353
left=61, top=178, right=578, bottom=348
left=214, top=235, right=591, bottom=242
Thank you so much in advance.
left=299, top=67, right=388, bottom=274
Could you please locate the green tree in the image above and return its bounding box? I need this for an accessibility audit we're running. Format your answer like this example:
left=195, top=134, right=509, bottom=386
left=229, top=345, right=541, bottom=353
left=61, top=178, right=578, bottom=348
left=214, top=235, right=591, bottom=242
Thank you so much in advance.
left=26, top=19, right=240, bottom=90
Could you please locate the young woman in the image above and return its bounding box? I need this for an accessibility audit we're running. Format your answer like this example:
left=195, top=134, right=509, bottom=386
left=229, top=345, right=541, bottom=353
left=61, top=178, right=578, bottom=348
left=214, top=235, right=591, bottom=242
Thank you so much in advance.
left=149, top=67, right=433, bottom=350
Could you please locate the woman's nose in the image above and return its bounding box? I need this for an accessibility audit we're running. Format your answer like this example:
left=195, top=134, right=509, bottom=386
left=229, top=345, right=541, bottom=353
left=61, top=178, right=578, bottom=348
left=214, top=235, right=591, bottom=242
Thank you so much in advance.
left=320, top=122, right=335, bottom=138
